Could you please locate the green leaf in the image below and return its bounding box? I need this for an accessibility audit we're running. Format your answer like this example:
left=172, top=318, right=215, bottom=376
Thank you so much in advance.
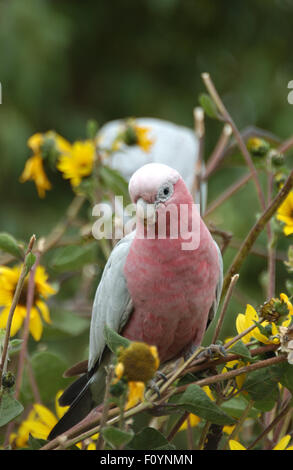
left=0, top=232, right=24, bottom=259
left=221, top=396, right=258, bottom=419
left=242, top=365, right=282, bottom=403
left=104, top=324, right=131, bottom=354
left=100, top=165, right=130, bottom=203
left=0, top=392, right=24, bottom=426
left=45, top=309, right=90, bottom=338
left=228, top=340, right=253, bottom=362
left=27, top=435, right=48, bottom=450
left=102, top=426, right=134, bottom=448
left=25, top=252, right=36, bottom=274
left=50, top=242, right=98, bottom=273
left=128, top=427, right=172, bottom=450
left=177, top=384, right=235, bottom=425
left=20, top=351, right=68, bottom=404
left=198, top=93, right=220, bottom=119
left=278, top=362, right=293, bottom=393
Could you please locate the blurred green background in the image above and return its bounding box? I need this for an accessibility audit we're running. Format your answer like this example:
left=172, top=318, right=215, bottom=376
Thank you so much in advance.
left=0, top=0, right=293, bottom=352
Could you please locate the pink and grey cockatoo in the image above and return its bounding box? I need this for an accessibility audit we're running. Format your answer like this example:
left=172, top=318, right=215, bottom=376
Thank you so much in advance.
left=49, top=162, right=222, bottom=439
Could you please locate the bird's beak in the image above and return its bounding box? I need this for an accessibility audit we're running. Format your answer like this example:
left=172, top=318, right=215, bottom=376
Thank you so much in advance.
left=136, top=197, right=157, bottom=225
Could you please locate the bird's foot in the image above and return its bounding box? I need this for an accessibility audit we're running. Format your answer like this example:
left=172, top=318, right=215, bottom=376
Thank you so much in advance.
left=155, top=370, right=168, bottom=383
left=145, top=370, right=169, bottom=399
left=197, top=344, right=226, bottom=360
left=146, top=379, right=161, bottom=399
left=184, top=344, right=226, bottom=362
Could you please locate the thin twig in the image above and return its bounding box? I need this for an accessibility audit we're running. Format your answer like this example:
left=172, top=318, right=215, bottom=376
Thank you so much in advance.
left=267, top=172, right=276, bottom=299
left=43, top=196, right=85, bottom=253
left=212, top=274, right=239, bottom=344
left=203, top=123, right=232, bottom=180
left=204, top=172, right=251, bottom=217
left=201, top=73, right=267, bottom=213
left=222, top=169, right=293, bottom=298
left=0, top=235, right=36, bottom=398
left=192, top=107, right=205, bottom=213
left=246, top=399, right=292, bottom=450
left=15, top=248, right=42, bottom=399
left=95, top=366, right=115, bottom=450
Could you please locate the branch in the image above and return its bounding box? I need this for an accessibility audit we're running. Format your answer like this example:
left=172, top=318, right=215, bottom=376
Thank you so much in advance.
left=222, top=169, right=293, bottom=298
left=0, top=235, right=36, bottom=398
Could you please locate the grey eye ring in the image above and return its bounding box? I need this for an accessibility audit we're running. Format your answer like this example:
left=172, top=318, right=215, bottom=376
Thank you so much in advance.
left=156, top=182, right=174, bottom=202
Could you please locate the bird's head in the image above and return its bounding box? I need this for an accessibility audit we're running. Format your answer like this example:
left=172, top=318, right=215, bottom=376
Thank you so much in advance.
left=128, top=163, right=194, bottom=228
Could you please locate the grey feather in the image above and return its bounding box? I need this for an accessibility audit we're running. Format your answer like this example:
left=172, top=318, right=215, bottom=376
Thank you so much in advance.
left=88, top=230, right=135, bottom=372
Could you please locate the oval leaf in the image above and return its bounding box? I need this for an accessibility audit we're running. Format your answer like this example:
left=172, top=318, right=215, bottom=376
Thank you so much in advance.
left=104, top=324, right=131, bottom=354
left=177, top=384, right=235, bottom=425
left=0, top=392, right=24, bottom=426
left=102, top=426, right=134, bottom=448
left=0, top=233, right=23, bottom=259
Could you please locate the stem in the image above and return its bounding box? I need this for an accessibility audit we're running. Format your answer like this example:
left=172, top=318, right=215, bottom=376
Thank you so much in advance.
left=95, top=366, right=115, bottom=450
left=203, top=124, right=232, bottom=180
left=204, top=172, right=251, bottom=217
left=14, top=250, right=41, bottom=399
left=267, top=172, right=276, bottom=299
left=0, top=235, right=36, bottom=397
left=222, top=169, right=293, bottom=298
left=211, top=274, right=239, bottom=344
left=172, top=355, right=286, bottom=398
left=43, top=195, right=85, bottom=253
left=201, top=73, right=267, bottom=213
left=222, top=400, right=254, bottom=449
left=192, top=107, right=205, bottom=214
left=167, top=411, right=190, bottom=442
left=246, top=399, right=292, bottom=450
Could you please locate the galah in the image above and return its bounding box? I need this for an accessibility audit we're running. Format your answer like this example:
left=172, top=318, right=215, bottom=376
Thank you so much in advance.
left=98, top=117, right=207, bottom=212
left=48, top=163, right=222, bottom=439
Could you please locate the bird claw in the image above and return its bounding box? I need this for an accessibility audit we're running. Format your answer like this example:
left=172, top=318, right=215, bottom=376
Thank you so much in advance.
left=155, top=371, right=168, bottom=383
left=147, top=379, right=161, bottom=398
left=197, top=344, right=226, bottom=360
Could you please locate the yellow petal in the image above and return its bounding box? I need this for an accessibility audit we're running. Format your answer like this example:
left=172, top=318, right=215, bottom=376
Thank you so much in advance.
left=273, top=435, right=291, bottom=450
left=229, top=440, right=247, bottom=450
left=87, top=443, right=96, bottom=450
left=55, top=390, right=69, bottom=419
left=29, top=308, right=43, bottom=341
left=125, top=381, right=145, bottom=410
left=36, top=300, right=51, bottom=324
left=0, top=306, right=24, bottom=337
left=27, top=133, right=43, bottom=152
left=33, top=404, right=57, bottom=429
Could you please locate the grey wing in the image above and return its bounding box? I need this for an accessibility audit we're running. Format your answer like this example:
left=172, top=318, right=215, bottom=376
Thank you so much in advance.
left=88, top=231, right=135, bottom=372
left=207, top=240, right=223, bottom=325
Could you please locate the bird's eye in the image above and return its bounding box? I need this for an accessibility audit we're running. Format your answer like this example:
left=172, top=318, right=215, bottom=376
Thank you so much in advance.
left=157, top=182, right=174, bottom=202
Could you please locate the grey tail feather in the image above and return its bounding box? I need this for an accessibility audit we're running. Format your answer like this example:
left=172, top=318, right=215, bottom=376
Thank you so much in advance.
left=58, top=374, right=89, bottom=407
left=48, top=379, right=93, bottom=441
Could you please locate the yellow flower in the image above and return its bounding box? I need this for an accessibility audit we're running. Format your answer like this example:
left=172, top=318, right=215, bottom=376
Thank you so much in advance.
left=236, top=296, right=293, bottom=346
left=10, top=391, right=67, bottom=448
left=20, top=132, right=71, bottom=198
left=57, top=140, right=95, bottom=187
left=133, top=124, right=154, bottom=153
left=27, top=131, right=71, bottom=155
left=276, top=191, right=293, bottom=236
left=113, top=342, right=160, bottom=410
left=19, top=154, right=52, bottom=198
left=229, top=435, right=293, bottom=450
left=112, top=120, right=154, bottom=153
left=0, top=264, right=56, bottom=341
